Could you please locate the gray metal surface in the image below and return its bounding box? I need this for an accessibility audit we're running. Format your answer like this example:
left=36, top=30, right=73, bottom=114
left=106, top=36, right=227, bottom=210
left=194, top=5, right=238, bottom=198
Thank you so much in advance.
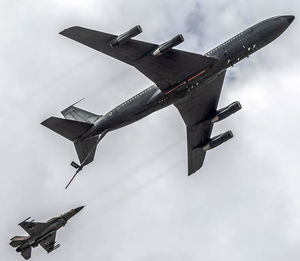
left=42, top=16, right=294, bottom=186
left=10, top=206, right=84, bottom=259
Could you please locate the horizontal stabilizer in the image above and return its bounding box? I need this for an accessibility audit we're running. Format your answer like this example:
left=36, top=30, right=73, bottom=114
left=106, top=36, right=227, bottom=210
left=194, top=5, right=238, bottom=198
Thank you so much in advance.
left=21, top=247, right=32, bottom=260
left=10, top=236, right=27, bottom=247
left=41, top=117, right=93, bottom=141
left=61, top=105, right=101, bottom=124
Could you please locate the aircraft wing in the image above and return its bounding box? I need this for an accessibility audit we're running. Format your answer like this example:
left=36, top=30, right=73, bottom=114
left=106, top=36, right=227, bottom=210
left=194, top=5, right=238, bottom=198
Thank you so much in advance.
left=39, top=232, right=57, bottom=253
left=174, top=71, right=226, bottom=175
left=19, top=220, right=49, bottom=236
left=60, top=26, right=217, bottom=91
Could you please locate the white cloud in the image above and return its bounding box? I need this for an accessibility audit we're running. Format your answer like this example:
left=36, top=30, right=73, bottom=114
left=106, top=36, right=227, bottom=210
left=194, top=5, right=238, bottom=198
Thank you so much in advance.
left=0, top=0, right=299, bottom=260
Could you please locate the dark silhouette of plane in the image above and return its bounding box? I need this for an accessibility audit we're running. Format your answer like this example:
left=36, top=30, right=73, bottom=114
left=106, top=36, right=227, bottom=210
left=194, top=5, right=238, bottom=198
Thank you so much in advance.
left=10, top=206, right=84, bottom=259
left=41, top=16, right=295, bottom=188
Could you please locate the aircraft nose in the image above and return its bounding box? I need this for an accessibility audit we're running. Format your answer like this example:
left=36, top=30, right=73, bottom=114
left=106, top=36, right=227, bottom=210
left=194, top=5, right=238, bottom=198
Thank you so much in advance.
left=283, top=15, right=295, bottom=24
left=62, top=206, right=85, bottom=220
left=74, top=206, right=85, bottom=212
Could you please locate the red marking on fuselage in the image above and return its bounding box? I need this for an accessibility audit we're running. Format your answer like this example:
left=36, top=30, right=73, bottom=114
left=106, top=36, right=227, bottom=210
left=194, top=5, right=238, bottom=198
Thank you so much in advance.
left=164, top=70, right=206, bottom=95
left=164, top=81, right=186, bottom=95
left=187, top=70, right=206, bottom=82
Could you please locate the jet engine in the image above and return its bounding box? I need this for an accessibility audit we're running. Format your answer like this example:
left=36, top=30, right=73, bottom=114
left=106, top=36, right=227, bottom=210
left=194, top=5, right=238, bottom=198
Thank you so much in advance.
left=152, top=34, right=184, bottom=56
left=110, top=25, right=142, bottom=47
left=211, top=101, right=242, bottom=123
left=201, top=131, right=233, bottom=151
left=50, top=243, right=60, bottom=252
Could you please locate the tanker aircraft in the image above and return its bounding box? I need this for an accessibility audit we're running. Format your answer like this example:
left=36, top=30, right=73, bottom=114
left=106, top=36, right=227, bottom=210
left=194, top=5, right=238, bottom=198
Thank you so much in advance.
left=42, top=15, right=295, bottom=188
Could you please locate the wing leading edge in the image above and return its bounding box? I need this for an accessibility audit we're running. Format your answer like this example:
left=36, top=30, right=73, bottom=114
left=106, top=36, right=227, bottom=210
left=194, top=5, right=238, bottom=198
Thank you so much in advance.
left=174, top=71, right=227, bottom=175
left=60, top=26, right=217, bottom=91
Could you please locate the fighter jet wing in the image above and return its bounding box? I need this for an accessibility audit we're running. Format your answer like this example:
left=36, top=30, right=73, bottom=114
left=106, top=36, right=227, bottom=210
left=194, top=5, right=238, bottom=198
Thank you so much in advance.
left=60, top=26, right=217, bottom=91
left=39, top=232, right=57, bottom=253
left=19, top=220, right=49, bottom=236
left=174, top=71, right=226, bottom=175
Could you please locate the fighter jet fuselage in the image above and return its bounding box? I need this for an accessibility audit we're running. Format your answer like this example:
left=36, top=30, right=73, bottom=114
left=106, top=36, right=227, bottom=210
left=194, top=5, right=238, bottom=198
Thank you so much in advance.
left=81, top=16, right=293, bottom=139
left=15, top=218, right=66, bottom=253
left=10, top=206, right=84, bottom=259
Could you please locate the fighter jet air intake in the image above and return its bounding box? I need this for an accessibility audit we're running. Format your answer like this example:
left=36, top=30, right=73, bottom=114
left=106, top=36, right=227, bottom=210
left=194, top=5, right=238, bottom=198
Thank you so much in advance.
left=41, top=16, right=295, bottom=188
left=10, top=206, right=84, bottom=259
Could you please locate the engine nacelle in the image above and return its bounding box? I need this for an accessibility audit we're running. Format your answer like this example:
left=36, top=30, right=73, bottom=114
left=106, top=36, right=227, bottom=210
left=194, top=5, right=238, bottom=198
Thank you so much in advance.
left=201, top=131, right=233, bottom=151
left=110, top=25, right=142, bottom=47
left=211, top=101, right=242, bottom=123
left=152, top=34, right=184, bottom=57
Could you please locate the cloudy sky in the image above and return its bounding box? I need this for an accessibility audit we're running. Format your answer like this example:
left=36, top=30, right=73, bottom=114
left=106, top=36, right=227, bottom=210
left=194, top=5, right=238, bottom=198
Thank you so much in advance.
left=0, top=0, right=300, bottom=260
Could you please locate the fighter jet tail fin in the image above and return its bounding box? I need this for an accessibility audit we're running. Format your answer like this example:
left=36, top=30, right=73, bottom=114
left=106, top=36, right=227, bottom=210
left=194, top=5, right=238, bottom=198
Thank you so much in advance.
left=41, top=117, right=93, bottom=141
left=10, top=236, right=27, bottom=248
left=21, top=247, right=32, bottom=260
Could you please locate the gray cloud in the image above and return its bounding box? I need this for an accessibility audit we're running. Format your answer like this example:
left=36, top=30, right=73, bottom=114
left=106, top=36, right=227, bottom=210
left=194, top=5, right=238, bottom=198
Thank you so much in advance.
left=0, top=0, right=300, bottom=260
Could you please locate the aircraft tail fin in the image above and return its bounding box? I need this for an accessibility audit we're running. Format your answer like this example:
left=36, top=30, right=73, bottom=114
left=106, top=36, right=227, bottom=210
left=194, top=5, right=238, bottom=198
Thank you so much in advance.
left=41, top=117, right=93, bottom=141
left=21, top=247, right=32, bottom=260
left=74, top=135, right=99, bottom=166
left=65, top=131, right=108, bottom=189
left=10, top=236, right=27, bottom=248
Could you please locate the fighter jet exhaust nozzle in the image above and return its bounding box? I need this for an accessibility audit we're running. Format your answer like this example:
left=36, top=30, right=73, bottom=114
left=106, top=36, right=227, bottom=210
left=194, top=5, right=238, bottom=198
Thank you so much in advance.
left=211, top=101, right=242, bottom=123
left=152, top=34, right=184, bottom=57
left=52, top=244, right=60, bottom=251
left=201, top=131, right=233, bottom=151
left=110, top=25, right=143, bottom=47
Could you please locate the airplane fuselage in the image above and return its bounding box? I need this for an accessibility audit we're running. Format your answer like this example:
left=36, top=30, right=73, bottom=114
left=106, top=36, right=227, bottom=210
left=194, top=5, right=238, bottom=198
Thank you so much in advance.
left=79, top=16, right=293, bottom=140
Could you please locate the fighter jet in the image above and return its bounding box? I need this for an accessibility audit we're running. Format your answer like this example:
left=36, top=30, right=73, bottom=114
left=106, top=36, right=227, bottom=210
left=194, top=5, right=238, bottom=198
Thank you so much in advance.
left=10, top=206, right=84, bottom=259
left=42, top=16, right=294, bottom=188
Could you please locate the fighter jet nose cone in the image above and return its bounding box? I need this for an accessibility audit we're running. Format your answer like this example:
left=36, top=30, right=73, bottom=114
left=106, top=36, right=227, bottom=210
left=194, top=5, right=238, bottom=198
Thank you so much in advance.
left=284, top=15, right=295, bottom=24
left=75, top=206, right=85, bottom=212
